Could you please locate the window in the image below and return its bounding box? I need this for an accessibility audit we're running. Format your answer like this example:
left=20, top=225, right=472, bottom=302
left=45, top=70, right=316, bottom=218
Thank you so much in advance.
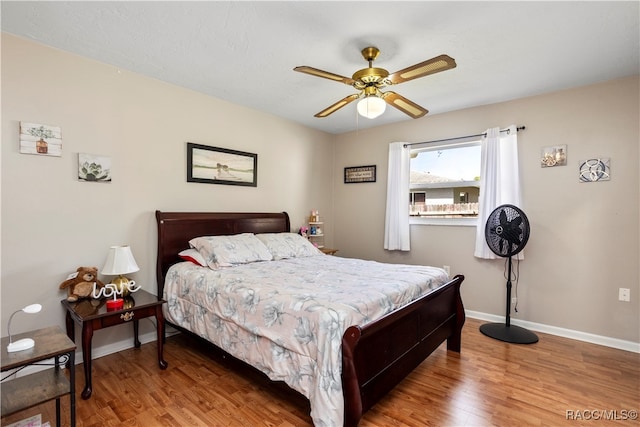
left=410, top=140, right=481, bottom=222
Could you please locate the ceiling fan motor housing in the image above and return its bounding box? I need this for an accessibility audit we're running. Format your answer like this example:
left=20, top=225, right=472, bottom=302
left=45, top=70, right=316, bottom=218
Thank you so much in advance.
left=352, top=67, right=389, bottom=85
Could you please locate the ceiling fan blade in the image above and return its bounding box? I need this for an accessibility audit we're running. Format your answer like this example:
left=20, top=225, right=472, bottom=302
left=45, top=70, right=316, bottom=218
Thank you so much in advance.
left=294, top=66, right=355, bottom=86
left=387, top=54, right=457, bottom=84
left=314, top=94, right=359, bottom=118
left=381, top=92, right=428, bottom=118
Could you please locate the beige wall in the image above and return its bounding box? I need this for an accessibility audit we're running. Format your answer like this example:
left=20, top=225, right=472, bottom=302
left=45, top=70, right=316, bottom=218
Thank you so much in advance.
left=2, top=33, right=638, bottom=355
left=1, top=34, right=335, bottom=349
left=333, top=76, right=640, bottom=343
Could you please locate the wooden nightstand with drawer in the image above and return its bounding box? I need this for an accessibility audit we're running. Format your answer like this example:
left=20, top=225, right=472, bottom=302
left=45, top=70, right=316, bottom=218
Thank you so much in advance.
left=61, top=289, right=167, bottom=399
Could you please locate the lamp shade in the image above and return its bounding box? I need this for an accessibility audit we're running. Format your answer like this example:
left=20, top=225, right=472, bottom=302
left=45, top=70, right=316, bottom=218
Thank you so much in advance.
left=357, top=95, right=386, bottom=119
left=102, top=245, right=139, bottom=276
left=22, top=303, right=42, bottom=314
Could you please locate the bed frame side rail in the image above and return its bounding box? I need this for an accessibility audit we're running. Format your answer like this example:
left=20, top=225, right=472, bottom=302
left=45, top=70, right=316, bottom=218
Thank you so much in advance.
left=342, top=274, right=465, bottom=427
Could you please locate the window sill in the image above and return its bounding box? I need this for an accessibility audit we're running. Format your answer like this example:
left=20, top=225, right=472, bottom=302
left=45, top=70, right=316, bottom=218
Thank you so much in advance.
left=410, top=217, right=478, bottom=227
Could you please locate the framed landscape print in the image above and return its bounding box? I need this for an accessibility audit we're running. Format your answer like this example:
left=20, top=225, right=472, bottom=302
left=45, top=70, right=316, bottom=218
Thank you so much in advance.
left=187, top=143, right=257, bottom=187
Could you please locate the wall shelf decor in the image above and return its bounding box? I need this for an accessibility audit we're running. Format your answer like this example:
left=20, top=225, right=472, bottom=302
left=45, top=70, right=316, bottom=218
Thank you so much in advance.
left=187, top=143, right=257, bottom=187
left=344, top=165, right=376, bottom=183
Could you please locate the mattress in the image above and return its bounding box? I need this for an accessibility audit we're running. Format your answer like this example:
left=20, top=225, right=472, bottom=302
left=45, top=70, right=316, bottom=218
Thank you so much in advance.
left=163, top=255, right=449, bottom=426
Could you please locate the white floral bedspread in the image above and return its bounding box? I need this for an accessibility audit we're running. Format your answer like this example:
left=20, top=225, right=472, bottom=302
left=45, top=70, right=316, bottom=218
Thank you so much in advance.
left=163, top=255, right=449, bottom=426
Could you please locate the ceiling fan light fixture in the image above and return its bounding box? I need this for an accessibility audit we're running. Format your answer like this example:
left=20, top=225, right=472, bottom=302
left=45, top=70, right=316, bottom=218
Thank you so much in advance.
left=357, top=95, right=386, bottom=119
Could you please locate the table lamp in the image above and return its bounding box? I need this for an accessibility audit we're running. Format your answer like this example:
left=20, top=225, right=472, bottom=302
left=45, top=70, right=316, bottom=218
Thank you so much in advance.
left=7, top=303, right=42, bottom=352
left=101, top=245, right=139, bottom=296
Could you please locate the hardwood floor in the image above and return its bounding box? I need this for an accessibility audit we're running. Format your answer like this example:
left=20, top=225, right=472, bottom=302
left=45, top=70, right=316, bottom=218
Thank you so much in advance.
left=2, top=318, right=638, bottom=426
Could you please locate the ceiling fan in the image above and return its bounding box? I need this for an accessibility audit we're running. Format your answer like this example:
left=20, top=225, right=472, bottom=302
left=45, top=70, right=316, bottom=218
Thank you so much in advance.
left=294, top=47, right=456, bottom=119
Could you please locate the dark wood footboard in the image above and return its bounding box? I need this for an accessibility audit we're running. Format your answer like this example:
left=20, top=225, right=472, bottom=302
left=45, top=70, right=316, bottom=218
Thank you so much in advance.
left=341, top=274, right=465, bottom=427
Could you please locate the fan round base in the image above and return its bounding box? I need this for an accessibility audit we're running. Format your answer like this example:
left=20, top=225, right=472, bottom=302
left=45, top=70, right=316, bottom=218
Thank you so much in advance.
left=479, top=322, right=539, bottom=344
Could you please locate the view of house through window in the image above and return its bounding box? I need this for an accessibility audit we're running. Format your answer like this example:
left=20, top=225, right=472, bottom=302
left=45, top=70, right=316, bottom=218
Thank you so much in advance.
left=410, top=141, right=481, bottom=218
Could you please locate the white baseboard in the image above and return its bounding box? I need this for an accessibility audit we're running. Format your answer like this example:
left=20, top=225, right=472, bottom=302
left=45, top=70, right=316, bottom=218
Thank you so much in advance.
left=6, top=315, right=636, bottom=382
left=466, top=310, right=640, bottom=353
left=4, top=329, right=178, bottom=380
left=84, top=330, right=163, bottom=361
left=84, top=315, right=640, bottom=356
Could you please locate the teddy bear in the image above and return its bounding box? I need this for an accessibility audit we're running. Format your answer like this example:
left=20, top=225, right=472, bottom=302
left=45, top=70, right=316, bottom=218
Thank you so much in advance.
left=59, top=266, right=105, bottom=302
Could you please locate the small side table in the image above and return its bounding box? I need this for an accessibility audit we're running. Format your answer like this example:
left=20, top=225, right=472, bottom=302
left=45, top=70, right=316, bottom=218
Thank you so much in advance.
left=61, top=289, right=168, bottom=399
left=1, top=326, right=76, bottom=427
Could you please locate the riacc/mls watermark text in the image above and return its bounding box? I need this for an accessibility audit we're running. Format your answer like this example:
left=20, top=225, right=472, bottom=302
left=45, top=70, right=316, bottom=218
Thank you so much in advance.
left=566, top=409, right=638, bottom=421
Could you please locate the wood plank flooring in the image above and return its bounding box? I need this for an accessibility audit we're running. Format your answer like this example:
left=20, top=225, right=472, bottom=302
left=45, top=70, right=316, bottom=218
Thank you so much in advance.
left=2, top=318, right=638, bottom=426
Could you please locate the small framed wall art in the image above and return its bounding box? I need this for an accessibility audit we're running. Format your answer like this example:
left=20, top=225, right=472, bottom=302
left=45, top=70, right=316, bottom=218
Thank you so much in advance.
left=579, top=158, right=610, bottom=183
left=20, top=122, right=62, bottom=157
left=344, top=165, right=376, bottom=184
left=540, top=144, right=567, bottom=167
left=187, top=142, right=257, bottom=187
left=78, top=153, right=112, bottom=182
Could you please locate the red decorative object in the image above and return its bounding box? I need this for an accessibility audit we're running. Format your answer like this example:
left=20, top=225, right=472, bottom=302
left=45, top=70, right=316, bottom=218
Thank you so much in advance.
left=106, top=298, right=123, bottom=311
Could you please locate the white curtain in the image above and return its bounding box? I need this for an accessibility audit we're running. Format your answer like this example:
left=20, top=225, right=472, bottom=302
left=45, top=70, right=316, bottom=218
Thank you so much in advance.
left=474, top=125, right=523, bottom=259
left=384, top=142, right=411, bottom=251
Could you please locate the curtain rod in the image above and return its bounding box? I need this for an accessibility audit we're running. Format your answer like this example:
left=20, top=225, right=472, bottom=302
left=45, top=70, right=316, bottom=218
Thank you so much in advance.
left=403, top=126, right=526, bottom=148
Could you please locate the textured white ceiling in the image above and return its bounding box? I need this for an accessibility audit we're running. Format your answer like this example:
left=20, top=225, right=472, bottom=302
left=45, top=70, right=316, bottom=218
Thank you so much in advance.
left=2, top=1, right=639, bottom=134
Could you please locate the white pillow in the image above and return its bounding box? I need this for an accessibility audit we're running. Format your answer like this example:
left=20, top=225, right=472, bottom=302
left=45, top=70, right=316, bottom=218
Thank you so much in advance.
left=178, top=249, right=207, bottom=267
left=189, top=233, right=273, bottom=268
left=255, top=233, right=323, bottom=260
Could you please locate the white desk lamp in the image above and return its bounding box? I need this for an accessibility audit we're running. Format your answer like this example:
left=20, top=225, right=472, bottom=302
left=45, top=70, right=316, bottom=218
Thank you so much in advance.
left=6, top=303, right=42, bottom=352
left=102, top=245, right=140, bottom=296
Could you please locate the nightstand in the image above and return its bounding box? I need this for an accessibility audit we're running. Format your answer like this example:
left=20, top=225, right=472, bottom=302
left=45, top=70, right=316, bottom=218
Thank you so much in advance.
left=1, top=326, right=76, bottom=426
left=61, top=289, right=167, bottom=399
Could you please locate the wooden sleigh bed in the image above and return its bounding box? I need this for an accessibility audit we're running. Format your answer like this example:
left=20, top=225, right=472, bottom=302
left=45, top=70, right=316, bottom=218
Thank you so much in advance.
left=155, top=210, right=465, bottom=426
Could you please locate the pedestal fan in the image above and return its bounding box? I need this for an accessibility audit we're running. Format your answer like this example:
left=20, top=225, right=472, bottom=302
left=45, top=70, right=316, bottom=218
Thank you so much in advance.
left=480, top=204, right=538, bottom=344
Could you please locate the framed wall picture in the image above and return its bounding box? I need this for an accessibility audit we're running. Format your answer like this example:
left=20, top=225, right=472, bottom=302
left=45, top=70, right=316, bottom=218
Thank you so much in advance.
left=344, top=165, right=376, bottom=184
left=579, top=158, right=610, bottom=182
left=78, top=153, right=112, bottom=182
left=187, top=143, right=257, bottom=187
left=541, top=144, right=567, bottom=167
left=20, top=122, right=62, bottom=157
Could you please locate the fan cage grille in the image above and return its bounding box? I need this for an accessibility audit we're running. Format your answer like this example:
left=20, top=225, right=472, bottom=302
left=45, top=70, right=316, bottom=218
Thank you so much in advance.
left=485, top=204, right=530, bottom=257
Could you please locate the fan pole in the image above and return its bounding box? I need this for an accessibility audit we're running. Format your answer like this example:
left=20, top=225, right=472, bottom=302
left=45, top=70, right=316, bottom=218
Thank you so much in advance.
left=479, top=256, right=539, bottom=344
left=505, top=257, right=513, bottom=327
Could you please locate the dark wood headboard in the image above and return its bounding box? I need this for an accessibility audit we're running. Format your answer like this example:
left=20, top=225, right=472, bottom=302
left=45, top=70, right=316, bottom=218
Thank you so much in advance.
left=155, top=210, right=290, bottom=297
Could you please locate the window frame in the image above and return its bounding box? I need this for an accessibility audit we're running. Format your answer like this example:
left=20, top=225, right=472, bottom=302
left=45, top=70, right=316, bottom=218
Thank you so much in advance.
left=409, top=139, right=481, bottom=227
